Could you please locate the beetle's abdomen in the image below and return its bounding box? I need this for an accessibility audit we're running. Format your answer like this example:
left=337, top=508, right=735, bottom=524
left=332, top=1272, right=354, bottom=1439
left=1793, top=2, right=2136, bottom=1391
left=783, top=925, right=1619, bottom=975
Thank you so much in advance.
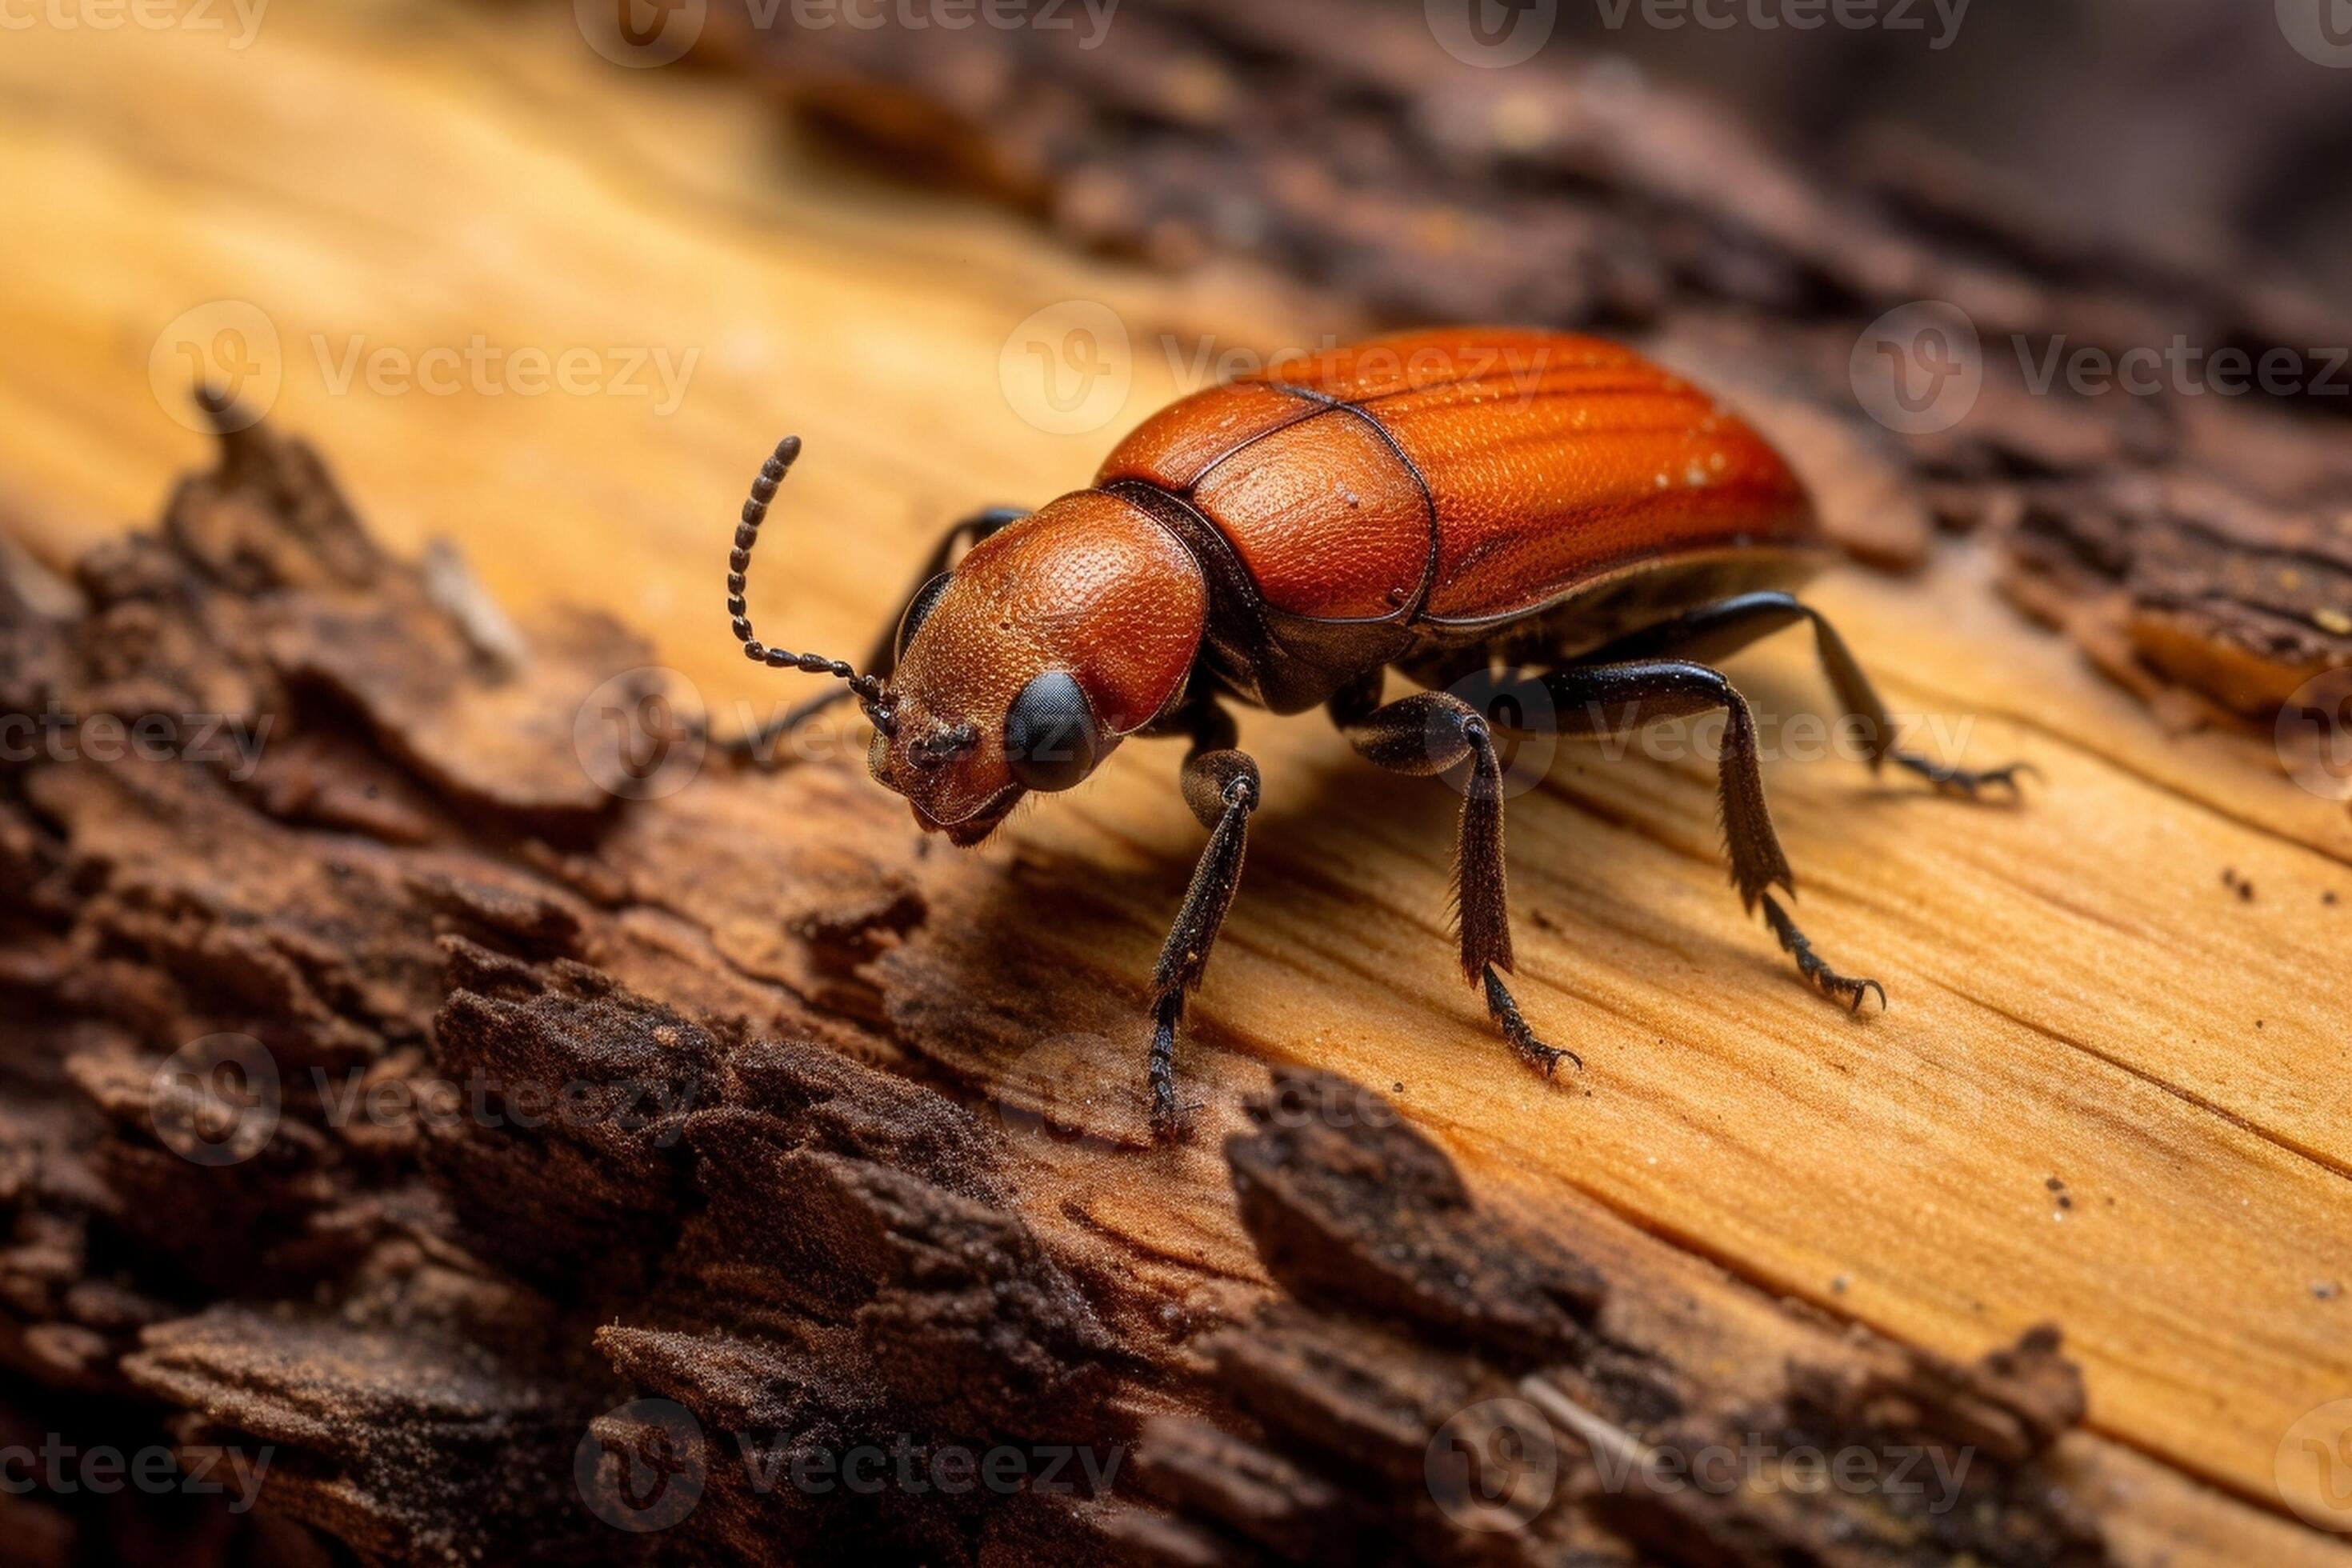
left=1098, top=328, right=1820, bottom=630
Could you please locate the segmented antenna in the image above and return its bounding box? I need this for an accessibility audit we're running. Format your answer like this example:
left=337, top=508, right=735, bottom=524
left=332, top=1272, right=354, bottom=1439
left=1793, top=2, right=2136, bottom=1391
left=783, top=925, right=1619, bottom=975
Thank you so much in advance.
left=726, top=436, right=894, bottom=734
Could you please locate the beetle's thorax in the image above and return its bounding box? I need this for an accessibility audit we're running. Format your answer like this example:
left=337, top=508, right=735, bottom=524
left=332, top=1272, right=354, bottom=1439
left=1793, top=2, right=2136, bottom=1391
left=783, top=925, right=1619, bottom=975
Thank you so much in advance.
left=872, top=488, right=1208, bottom=841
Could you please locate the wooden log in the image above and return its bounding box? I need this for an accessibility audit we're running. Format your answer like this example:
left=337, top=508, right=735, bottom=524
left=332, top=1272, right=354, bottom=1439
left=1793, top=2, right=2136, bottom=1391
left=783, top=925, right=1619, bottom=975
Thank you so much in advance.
left=1, top=2, right=2349, bottom=1562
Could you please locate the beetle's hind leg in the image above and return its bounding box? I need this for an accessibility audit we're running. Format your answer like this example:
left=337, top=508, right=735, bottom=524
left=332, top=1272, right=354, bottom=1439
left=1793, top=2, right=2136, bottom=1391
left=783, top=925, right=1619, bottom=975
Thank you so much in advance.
left=1329, top=677, right=1582, bottom=1080
left=1568, top=591, right=2034, bottom=798
left=713, top=506, right=1030, bottom=763
left=1493, top=658, right=1885, bottom=1012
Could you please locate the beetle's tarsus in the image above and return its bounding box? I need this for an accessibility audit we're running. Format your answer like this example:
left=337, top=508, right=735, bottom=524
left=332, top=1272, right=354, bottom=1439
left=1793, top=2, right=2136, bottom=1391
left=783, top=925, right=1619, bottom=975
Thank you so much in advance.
left=1761, top=892, right=1885, bottom=1012
left=1148, top=992, right=1186, bottom=1141
left=1889, top=750, right=2038, bottom=799
left=1484, top=966, right=1583, bottom=1076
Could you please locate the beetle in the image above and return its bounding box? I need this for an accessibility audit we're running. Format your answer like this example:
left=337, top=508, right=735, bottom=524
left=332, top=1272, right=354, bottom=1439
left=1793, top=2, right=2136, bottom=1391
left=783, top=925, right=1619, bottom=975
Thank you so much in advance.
left=722, top=327, right=2028, bottom=1135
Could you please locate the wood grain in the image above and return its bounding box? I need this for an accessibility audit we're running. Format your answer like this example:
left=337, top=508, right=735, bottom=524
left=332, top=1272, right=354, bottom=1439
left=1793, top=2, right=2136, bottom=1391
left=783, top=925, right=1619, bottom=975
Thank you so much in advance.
left=2, top=1, right=2347, bottom=1554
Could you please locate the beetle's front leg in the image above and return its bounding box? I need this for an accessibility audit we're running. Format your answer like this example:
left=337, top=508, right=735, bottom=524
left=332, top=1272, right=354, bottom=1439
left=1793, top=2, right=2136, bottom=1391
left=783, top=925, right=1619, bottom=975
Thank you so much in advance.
left=1146, top=702, right=1259, bottom=1138
left=1329, top=679, right=1582, bottom=1081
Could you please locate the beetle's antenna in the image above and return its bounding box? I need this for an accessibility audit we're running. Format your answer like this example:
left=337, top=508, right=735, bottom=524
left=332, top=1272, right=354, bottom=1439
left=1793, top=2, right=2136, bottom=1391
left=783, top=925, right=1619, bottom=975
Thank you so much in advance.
left=726, top=436, right=895, bottom=734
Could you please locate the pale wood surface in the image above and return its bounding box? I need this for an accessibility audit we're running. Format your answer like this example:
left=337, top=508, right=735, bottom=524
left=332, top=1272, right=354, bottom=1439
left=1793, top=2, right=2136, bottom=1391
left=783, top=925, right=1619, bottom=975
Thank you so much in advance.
left=4, top=2, right=2350, bottom=1554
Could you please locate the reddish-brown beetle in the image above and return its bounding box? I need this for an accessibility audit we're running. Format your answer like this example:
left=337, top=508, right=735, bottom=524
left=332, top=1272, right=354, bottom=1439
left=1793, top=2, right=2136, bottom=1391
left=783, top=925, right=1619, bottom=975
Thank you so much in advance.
left=723, top=327, right=2026, bottom=1133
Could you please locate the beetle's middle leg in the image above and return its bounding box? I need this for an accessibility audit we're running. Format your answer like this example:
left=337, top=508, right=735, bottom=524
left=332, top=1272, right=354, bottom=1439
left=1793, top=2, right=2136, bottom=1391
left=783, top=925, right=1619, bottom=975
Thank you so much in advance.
left=1143, top=697, right=1260, bottom=1138
left=1566, top=591, right=2033, bottom=797
left=1328, top=675, right=1582, bottom=1081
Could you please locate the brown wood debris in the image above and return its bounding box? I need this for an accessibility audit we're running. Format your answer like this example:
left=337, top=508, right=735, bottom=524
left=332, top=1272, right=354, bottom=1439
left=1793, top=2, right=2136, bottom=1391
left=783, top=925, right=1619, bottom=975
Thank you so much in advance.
left=0, top=417, right=2132, bottom=1561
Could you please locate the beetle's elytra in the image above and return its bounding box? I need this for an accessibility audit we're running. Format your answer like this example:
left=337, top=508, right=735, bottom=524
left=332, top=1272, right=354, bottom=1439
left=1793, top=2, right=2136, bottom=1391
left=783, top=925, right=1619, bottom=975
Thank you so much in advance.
left=723, top=327, right=2029, bottom=1134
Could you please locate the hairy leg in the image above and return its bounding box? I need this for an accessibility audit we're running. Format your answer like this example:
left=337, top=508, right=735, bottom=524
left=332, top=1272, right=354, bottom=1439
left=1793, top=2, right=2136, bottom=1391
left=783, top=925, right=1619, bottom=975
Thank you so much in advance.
left=1329, top=675, right=1582, bottom=1078
left=1567, top=590, right=2032, bottom=796
left=1518, top=658, right=1886, bottom=1011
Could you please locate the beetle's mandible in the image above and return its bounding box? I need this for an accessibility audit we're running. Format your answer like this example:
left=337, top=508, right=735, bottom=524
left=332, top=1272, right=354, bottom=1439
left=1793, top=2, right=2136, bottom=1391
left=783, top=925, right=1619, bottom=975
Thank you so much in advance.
left=721, top=328, right=2030, bottom=1134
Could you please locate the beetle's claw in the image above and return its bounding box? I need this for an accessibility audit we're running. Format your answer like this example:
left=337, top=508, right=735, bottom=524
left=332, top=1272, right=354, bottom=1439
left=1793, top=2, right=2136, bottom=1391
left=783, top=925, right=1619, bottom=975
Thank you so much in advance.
left=1483, top=965, right=1585, bottom=1078
left=1149, top=1079, right=1202, bottom=1142
left=1760, top=892, right=1886, bottom=1014
left=1889, top=750, right=2039, bottom=800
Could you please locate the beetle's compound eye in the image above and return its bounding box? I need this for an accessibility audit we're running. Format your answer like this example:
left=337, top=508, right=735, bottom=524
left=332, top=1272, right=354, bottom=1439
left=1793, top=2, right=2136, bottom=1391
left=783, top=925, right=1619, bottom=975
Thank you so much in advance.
left=1004, top=670, right=1098, bottom=794
left=894, top=572, right=952, bottom=662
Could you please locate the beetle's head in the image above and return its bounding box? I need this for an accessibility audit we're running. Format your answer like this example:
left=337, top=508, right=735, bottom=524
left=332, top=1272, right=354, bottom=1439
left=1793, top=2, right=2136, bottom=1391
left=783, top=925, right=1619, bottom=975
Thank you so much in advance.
left=723, top=442, right=1204, bottom=842
left=868, top=490, right=1206, bottom=844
